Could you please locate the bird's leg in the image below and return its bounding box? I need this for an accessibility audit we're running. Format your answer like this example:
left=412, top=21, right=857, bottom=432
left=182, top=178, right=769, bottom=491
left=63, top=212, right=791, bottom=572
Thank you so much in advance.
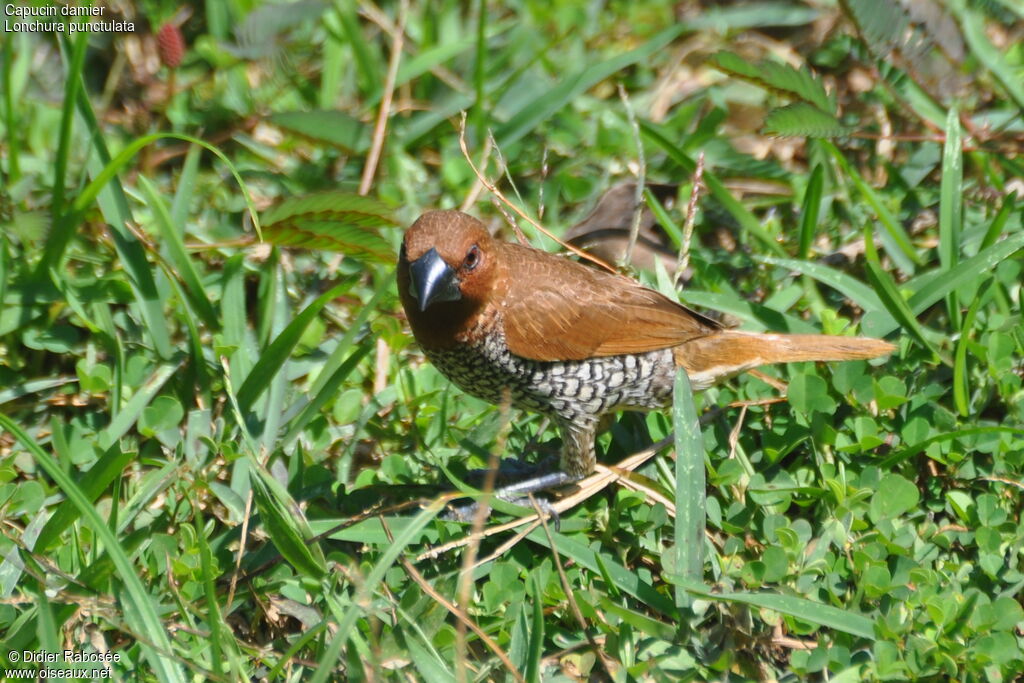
left=442, top=466, right=577, bottom=523
left=556, top=419, right=597, bottom=480
left=442, top=421, right=595, bottom=523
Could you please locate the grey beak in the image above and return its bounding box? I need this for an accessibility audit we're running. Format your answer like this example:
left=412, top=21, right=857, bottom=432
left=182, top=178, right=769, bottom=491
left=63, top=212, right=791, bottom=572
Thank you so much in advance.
left=409, top=248, right=461, bottom=312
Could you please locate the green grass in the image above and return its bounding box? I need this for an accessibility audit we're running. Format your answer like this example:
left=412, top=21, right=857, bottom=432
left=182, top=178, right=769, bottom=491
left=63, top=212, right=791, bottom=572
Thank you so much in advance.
left=2, top=1, right=1023, bottom=680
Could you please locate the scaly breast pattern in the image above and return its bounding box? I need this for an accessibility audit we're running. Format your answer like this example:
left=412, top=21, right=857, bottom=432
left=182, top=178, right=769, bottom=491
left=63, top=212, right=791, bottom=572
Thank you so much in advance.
left=425, top=324, right=678, bottom=429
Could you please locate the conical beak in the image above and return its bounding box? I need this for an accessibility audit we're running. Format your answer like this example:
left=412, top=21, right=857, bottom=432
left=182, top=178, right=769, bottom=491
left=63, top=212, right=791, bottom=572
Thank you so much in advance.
left=408, top=248, right=461, bottom=312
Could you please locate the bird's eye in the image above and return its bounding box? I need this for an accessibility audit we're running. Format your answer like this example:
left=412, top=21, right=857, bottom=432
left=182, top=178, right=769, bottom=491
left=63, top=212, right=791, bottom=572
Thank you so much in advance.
left=464, top=244, right=481, bottom=271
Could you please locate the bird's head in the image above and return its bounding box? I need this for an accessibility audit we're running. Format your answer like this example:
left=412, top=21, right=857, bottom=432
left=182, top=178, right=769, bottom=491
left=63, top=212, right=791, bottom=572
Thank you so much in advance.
left=399, top=210, right=498, bottom=314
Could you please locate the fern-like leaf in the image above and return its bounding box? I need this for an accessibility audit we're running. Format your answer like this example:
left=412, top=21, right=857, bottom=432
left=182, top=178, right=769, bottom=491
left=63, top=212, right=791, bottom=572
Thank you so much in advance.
left=710, top=51, right=834, bottom=113
left=763, top=103, right=851, bottom=139
left=261, top=191, right=397, bottom=262
left=841, top=0, right=909, bottom=56
left=841, top=0, right=966, bottom=104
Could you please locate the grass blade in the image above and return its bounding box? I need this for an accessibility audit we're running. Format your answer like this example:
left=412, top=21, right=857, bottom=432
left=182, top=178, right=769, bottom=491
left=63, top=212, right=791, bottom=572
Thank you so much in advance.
left=798, top=164, right=824, bottom=259
left=35, top=439, right=134, bottom=552
left=980, top=191, right=1016, bottom=252
left=470, top=0, right=488, bottom=139
left=282, top=341, right=373, bottom=446
left=335, top=0, right=382, bottom=98
left=938, top=107, right=963, bottom=272
left=939, top=106, right=963, bottom=328
left=525, top=572, right=544, bottom=683
left=1, top=35, right=20, bottom=181
left=0, top=377, right=76, bottom=408
left=138, top=175, right=219, bottom=328
left=46, top=33, right=88, bottom=256
left=670, top=575, right=875, bottom=640
left=879, top=426, right=1024, bottom=469
left=169, top=143, right=201, bottom=227
left=957, top=5, right=1024, bottom=112
left=755, top=256, right=886, bottom=316
left=868, top=232, right=1024, bottom=338
left=250, top=465, right=327, bottom=580
left=825, top=141, right=921, bottom=272
left=309, top=276, right=385, bottom=396
left=190, top=491, right=236, bottom=678
left=953, top=282, right=990, bottom=416
left=863, top=228, right=943, bottom=359
left=673, top=368, right=705, bottom=605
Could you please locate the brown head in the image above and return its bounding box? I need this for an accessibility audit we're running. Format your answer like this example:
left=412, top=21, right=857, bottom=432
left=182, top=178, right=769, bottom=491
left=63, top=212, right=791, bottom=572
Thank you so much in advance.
left=398, top=210, right=502, bottom=348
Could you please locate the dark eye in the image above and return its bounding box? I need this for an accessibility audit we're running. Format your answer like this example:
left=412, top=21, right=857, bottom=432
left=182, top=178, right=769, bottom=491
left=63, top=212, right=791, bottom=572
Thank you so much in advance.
left=464, top=244, right=481, bottom=271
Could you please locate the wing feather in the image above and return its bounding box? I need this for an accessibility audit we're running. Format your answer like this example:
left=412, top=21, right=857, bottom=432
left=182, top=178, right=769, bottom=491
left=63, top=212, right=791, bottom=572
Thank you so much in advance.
left=498, top=243, right=719, bottom=361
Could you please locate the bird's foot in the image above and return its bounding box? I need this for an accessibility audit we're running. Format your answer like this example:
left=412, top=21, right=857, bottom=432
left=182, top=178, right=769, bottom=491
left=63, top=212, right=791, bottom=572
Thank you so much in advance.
left=442, top=494, right=561, bottom=529
left=442, top=468, right=579, bottom=528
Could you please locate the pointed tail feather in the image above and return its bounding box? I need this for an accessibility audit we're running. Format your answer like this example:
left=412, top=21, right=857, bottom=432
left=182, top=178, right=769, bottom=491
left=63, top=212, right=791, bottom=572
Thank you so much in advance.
left=674, top=330, right=895, bottom=390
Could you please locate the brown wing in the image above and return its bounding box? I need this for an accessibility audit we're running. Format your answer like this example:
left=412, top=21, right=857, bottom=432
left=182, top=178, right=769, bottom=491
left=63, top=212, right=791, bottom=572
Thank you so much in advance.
left=498, top=242, right=720, bottom=361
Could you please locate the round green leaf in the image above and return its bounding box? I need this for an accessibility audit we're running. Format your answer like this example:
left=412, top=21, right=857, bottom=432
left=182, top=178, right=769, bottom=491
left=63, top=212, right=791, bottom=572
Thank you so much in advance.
left=139, top=395, right=185, bottom=436
left=788, top=371, right=836, bottom=414
left=761, top=546, right=788, bottom=583
left=870, top=474, right=920, bottom=521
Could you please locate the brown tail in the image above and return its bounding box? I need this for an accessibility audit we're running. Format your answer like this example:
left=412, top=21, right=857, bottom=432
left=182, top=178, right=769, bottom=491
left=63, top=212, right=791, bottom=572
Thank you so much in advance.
left=674, top=330, right=895, bottom=390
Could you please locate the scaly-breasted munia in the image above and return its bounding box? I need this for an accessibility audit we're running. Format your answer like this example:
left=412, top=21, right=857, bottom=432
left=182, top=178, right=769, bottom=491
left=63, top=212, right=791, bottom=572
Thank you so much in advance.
left=398, top=210, right=894, bottom=485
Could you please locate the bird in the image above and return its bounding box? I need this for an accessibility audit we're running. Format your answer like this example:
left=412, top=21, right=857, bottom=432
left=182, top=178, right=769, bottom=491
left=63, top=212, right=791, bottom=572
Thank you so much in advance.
left=398, top=209, right=895, bottom=493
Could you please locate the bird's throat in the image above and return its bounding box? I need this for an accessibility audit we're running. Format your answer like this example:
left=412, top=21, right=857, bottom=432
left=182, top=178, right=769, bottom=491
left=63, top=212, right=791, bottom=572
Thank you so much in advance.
left=409, top=299, right=495, bottom=350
